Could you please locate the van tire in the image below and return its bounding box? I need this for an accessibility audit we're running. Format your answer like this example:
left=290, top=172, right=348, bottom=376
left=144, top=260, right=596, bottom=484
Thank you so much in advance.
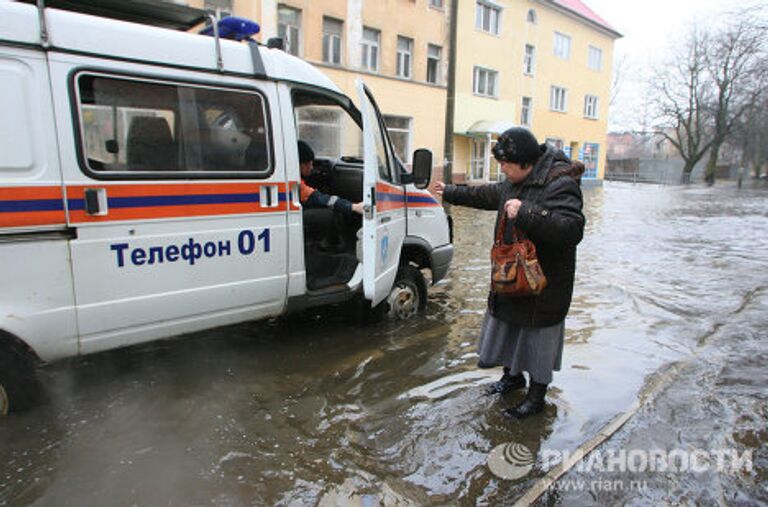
left=0, top=342, right=40, bottom=414
left=385, top=265, right=427, bottom=320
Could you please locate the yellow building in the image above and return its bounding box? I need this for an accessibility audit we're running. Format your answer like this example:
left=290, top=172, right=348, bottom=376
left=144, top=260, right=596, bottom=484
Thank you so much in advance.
left=452, top=0, right=620, bottom=183
left=187, top=0, right=450, bottom=168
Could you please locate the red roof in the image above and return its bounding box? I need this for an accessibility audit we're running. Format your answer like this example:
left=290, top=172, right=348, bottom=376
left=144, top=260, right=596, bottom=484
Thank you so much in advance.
left=551, top=0, right=621, bottom=37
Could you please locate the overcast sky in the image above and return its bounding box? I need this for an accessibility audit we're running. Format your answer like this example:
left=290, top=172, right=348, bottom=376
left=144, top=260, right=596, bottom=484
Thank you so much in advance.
left=583, top=0, right=766, bottom=131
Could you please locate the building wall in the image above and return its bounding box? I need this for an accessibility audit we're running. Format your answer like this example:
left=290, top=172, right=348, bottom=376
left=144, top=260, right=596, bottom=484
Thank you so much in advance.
left=453, top=0, right=616, bottom=181
left=189, top=0, right=448, bottom=165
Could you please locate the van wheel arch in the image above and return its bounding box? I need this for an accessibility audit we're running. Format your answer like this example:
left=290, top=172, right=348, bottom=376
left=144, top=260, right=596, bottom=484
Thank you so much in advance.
left=401, top=239, right=432, bottom=273
left=0, top=331, right=42, bottom=414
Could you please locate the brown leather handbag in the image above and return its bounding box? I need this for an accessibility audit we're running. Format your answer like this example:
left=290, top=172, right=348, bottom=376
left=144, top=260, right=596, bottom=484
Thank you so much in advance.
left=491, top=215, right=547, bottom=296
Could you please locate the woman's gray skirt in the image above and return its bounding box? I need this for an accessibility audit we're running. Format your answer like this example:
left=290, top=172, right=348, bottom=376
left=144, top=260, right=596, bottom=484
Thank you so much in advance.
left=477, top=311, right=565, bottom=384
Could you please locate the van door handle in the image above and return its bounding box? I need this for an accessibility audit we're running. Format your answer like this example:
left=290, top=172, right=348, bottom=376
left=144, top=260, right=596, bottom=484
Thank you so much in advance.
left=379, top=216, right=391, bottom=224
left=260, top=185, right=280, bottom=208
left=84, top=188, right=108, bottom=216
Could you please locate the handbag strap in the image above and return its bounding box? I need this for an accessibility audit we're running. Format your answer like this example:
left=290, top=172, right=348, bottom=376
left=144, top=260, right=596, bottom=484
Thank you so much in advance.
left=494, top=214, right=523, bottom=245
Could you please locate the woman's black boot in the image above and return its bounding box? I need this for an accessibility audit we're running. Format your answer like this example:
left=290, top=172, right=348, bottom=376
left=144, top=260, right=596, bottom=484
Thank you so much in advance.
left=503, top=381, right=547, bottom=419
left=485, top=368, right=526, bottom=395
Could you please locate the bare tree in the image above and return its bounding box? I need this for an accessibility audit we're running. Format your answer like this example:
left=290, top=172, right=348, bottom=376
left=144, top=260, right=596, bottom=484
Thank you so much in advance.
left=650, top=27, right=714, bottom=182
left=649, top=8, right=767, bottom=184
left=701, top=10, right=767, bottom=184
left=730, top=92, right=768, bottom=179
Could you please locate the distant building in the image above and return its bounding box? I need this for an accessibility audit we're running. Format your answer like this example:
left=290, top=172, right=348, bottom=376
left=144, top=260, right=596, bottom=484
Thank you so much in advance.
left=607, top=131, right=678, bottom=160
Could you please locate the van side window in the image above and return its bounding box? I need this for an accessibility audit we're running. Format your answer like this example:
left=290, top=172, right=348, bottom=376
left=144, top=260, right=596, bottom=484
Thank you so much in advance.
left=75, top=73, right=271, bottom=176
left=294, top=99, right=362, bottom=161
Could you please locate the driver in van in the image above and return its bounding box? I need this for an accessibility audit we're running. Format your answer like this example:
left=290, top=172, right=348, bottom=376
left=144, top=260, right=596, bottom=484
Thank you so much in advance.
left=298, top=140, right=363, bottom=216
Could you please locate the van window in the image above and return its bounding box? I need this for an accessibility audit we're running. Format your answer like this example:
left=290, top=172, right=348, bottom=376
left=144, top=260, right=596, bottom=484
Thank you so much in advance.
left=293, top=93, right=362, bottom=161
left=75, top=73, right=271, bottom=176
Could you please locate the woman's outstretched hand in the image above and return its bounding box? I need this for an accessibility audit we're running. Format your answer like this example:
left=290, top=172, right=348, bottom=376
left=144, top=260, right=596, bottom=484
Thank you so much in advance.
left=504, top=199, right=523, bottom=219
left=434, top=181, right=446, bottom=195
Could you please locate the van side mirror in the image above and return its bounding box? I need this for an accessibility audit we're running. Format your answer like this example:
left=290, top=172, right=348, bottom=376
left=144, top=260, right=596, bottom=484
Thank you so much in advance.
left=411, top=148, right=432, bottom=189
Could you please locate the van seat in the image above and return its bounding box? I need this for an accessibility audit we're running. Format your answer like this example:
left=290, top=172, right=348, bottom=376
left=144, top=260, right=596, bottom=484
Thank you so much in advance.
left=127, top=117, right=178, bottom=171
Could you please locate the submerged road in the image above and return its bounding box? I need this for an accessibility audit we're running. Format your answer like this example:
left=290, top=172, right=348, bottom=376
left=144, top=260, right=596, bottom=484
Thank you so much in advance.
left=1, top=182, right=766, bottom=506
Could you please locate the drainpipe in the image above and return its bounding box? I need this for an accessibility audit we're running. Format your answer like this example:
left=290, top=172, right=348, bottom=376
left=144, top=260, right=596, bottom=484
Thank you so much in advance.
left=442, top=0, right=458, bottom=186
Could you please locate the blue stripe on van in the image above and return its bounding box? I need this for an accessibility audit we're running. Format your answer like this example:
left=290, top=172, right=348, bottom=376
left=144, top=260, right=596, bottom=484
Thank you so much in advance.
left=65, top=192, right=287, bottom=211
left=0, top=199, right=65, bottom=213
left=406, top=195, right=438, bottom=204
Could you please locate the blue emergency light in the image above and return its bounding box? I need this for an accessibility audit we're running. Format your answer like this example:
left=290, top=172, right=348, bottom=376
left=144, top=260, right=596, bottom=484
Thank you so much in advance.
left=200, top=16, right=260, bottom=42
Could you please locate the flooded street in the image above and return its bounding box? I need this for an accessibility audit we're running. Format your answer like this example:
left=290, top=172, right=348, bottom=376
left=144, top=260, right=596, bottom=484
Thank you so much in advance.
left=2, top=182, right=767, bottom=506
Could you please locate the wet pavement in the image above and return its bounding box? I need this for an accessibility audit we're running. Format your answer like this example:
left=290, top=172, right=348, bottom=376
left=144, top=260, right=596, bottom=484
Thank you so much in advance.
left=1, top=182, right=767, bottom=506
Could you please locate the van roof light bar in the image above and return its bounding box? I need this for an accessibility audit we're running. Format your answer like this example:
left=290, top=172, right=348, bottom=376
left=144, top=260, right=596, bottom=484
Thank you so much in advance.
left=199, top=16, right=260, bottom=42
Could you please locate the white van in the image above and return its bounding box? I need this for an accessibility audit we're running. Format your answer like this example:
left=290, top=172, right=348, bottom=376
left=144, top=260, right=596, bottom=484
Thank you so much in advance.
left=0, top=1, right=453, bottom=413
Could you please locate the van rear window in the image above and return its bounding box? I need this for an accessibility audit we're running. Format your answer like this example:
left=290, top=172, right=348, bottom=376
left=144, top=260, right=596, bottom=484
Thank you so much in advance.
left=75, top=73, right=271, bottom=177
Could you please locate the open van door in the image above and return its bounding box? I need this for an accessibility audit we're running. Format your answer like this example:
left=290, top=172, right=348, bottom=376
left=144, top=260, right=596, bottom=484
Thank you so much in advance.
left=356, top=80, right=406, bottom=307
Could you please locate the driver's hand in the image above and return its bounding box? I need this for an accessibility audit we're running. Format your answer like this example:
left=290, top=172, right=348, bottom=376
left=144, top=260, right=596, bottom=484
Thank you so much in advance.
left=352, top=202, right=364, bottom=215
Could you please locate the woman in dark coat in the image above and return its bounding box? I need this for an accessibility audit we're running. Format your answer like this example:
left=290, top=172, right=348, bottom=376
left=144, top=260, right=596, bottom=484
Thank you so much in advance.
left=435, top=127, right=584, bottom=419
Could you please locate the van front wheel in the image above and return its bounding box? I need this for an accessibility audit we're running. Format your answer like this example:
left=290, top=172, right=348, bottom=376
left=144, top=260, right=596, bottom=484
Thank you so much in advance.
left=385, top=265, right=427, bottom=320
left=0, top=342, right=40, bottom=415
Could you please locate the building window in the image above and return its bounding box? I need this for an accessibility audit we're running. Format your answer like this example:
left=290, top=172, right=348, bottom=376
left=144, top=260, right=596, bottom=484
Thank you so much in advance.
left=204, top=0, right=232, bottom=19
left=471, top=138, right=487, bottom=180
left=361, top=27, right=380, bottom=72
left=278, top=5, right=301, bottom=57
left=322, top=17, right=343, bottom=65
left=520, top=96, right=532, bottom=126
left=475, top=1, right=501, bottom=35
left=430, top=0, right=444, bottom=7
left=383, top=115, right=412, bottom=163
left=588, top=45, right=603, bottom=71
left=523, top=44, right=535, bottom=75
left=473, top=67, right=498, bottom=97
left=582, top=142, right=599, bottom=178
left=426, top=44, right=441, bottom=84
left=527, top=8, right=537, bottom=23
left=550, top=85, right=567, bottom=112
left=584, top=94, right=599, bottom=119
left=396, top=36, right=413, bottom=79
left=553, top=32, right=571, bottom=60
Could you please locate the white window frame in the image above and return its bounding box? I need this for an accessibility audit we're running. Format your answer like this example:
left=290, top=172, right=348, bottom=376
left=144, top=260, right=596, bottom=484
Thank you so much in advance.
left=383, top=115, right=412, bottom=163
left=553, top=32, right=571, bottom=60
left=475, top=1, right=502, bottom=36
left=322, top=17, right=343, bottom=65
left=584, top=94, right=599, bottom=119
left=550, top=85, right=567, bottom=112
left=426, top=44, right=441, bottom=84
left=278, top=5, right=302, bottom=57
left=470, top=138, right=487, bottom=181
left=396, top=36, right=413, bottom=79
left=520, top=96, right=532, bottom=126
left=523, top=44, right=535, bottom=75
left=473, top=66, right=498, bottom=98
left=588, top=45, right=603, bottom=71
left=361, top=27, right=380, bottom=72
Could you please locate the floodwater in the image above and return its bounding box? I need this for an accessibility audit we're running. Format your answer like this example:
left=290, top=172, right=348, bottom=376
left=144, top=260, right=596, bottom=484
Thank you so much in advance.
left=1, top=182, right=767, bottom=506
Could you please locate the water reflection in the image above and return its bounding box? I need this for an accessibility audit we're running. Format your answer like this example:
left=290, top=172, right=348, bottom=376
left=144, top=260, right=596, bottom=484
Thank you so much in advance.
left=1, top=182, right=767, bottom=505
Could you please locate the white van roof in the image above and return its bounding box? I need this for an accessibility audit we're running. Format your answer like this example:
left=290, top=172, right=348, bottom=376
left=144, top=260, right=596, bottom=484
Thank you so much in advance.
left=1, top=1, right=343, bottom=96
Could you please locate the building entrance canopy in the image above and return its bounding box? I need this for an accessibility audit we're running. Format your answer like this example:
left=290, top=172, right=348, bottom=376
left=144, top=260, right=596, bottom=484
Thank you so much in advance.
left=464, top=119, right=517, bottom=137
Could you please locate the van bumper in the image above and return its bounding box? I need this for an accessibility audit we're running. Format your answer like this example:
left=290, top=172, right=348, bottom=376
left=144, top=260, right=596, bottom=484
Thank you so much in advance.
left=430, top=243, right=454, bottom=284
